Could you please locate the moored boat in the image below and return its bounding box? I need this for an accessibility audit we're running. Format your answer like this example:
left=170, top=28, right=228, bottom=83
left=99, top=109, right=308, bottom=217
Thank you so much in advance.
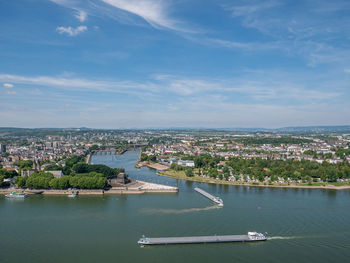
left=5, top=192, right=28, bottom=199
left=68, top=190, right=78, bottom=198
left=24, top=190, right=44, bottom=195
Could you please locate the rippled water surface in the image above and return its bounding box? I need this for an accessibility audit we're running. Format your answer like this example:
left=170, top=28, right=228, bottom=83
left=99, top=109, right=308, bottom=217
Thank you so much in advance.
left=1, top=150, right=350, bottom=263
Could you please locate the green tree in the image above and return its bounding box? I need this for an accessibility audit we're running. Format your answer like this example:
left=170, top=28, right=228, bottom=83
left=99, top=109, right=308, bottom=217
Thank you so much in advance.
left=208, top=168, right=218, bottom=178
left=185, top=168, right=194, bottom=177
left=45, top=164, right=62, bottom=171
left=327, top=170, right=337, bottom=182
left=25, top=172, right=54, bottom=189
left=224, top=173, right=229, bottom=181
left=15, top=176, right=27, bottom=188
left=0, top=168, right=18, bottom=178
left=49, top=178, right=60, bottom=189
left=0, top=175, right=5, bottom=187
left=139, top=153, right=148, bottom=162
left=13, top=160, right=33, bottom=169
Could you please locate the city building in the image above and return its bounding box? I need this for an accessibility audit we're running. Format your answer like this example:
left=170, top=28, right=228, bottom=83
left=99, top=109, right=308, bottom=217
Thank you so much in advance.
left=0, top=144, right=6, bottom=153
left=50, top=170, right=64, bottom=178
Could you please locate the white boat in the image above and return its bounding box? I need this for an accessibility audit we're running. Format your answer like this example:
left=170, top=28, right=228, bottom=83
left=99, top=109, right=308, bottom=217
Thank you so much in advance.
left=214, top=196, right=224, bottom=206
left=68, top=190, right=78, bottom=198
left=248, top=232, right=267, bottom=241
left=5, top=192, right=28, bottom=199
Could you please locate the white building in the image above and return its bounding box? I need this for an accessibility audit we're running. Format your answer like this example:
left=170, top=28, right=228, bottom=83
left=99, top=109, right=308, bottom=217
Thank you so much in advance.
left=177, top=160, right=195, bottom=167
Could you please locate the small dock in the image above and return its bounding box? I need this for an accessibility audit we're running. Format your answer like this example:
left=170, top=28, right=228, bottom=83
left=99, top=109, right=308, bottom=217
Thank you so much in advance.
left=138, top=232, right=267, bottom=245
left=194, top=187, right=223, bottom=206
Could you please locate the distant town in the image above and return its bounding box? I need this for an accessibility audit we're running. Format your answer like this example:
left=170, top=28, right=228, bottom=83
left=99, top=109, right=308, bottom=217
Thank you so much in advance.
left=1, top=127, right=350, bottom=190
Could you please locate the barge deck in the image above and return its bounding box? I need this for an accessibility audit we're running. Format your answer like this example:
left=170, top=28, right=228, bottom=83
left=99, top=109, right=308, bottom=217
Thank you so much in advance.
left=138, top=232, right=267, bottom=245
left=194, top=187, right=223, bottom=206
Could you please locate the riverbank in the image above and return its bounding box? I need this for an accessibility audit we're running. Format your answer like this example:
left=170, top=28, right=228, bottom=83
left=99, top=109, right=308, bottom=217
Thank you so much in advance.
left=135, top=161, right=169, bottom=171
left=0, top=179, right=178, bottom=195
left=157, top=170, right=350, bottom=190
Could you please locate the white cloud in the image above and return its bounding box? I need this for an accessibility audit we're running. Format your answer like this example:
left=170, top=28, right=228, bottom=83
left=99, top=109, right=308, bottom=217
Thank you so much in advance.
left=3, top=83, right=14, bottom=88
left=1, top=100, right=347, bottom=128
left=0, top=71, right=347, bottom=128
left=227, top=0, right=280, bottom=17
left=50, top=0, right=188, bottom=31
left=5, top=90, right=16, bottom=95
left=0, top=72, right=341, bottom=106
left=56, top=25, right=87, bottom=36
left=101, top=0, right=186, bottom=31
left=0, top=73, right=157, bottom=97
left=75, top=10, right=87, bottom=22
left=223, top=0, right=350, bottom=65
left=196, top=36, right=286, bottom=52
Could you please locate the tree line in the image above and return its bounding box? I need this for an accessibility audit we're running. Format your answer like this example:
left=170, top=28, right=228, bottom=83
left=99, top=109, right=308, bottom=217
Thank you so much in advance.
left=168, top=153, right=350, bottom=183
left=235, top=137, right=312, bottom=146
left=225, top=157, right=350, bottom=182
left=15, top=171, right=108, bottom=189
left=139, top=153, right=157, bottom=162
left=13, top=154, right=125, bottom=189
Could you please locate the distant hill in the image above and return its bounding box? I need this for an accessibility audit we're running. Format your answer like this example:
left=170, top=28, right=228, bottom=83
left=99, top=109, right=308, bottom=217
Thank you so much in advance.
left=0, top=125, right=350, bottom=136
left=275, top=125, right=350, bottom=133
left=214, top=126, right=350, bottom=133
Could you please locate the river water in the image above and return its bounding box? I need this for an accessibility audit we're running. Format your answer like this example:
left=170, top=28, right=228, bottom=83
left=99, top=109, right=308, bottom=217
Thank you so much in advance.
left=1, top=150, right=350, bottom=262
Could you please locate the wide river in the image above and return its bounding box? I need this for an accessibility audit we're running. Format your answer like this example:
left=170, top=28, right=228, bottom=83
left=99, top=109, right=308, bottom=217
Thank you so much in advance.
left=1, top=150, right=350, bottom=262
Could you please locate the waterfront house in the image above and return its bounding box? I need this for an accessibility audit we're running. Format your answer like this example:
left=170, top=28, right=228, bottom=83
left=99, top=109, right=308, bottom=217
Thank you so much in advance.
left=50, top=170, right=64, bottom=178
left=21, top=170, right=36, bottom=177
left=177, top=160, right=195, bottom=167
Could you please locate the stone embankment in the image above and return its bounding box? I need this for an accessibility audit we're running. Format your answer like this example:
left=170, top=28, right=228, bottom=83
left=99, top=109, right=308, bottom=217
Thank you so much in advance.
left=107, top=180, right=178, bottom=194
left=0, top=180, right=178, bottom=195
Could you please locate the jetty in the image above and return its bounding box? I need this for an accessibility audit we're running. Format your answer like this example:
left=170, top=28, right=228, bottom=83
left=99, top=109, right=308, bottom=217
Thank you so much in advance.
left=138, top=232, right=267, bottom=245
left=194, top=187, right=223, bottom=206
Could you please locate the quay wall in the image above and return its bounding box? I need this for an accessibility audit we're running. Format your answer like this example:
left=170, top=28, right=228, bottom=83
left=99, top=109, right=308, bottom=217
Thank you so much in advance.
left=0, top=188, right=178, bottom=195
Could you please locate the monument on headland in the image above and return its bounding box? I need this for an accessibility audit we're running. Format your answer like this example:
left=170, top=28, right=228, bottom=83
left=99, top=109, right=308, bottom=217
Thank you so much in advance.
left=108, top=172, right=131, bottom=187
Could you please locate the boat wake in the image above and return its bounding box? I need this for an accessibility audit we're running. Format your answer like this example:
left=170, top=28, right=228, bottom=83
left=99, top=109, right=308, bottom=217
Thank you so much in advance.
left=268, top=236, right=300, bottom=240
left=141, top=205, right=221, bottom=215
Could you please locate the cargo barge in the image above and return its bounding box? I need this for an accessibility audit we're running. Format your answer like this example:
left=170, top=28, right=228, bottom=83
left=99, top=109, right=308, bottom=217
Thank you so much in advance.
left=194, top=187, right=223, bottom=206
left=138, top=232, right=267, bottom=245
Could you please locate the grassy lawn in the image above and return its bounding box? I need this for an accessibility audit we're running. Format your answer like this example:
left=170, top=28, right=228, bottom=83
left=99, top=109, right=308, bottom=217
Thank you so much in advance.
left=159, top=170, right=186, bottom=178
left=299, top=182, right=350, bottom=187
left=327, top=181, right=350, bottom=186
left=159, top=170, right=234, bottom=184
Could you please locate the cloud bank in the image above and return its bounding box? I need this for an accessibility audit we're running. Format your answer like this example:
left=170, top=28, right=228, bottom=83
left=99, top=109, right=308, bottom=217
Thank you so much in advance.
left=3, top=83, right=14, bottom=88
left=56, top=26, right=87, bottom=36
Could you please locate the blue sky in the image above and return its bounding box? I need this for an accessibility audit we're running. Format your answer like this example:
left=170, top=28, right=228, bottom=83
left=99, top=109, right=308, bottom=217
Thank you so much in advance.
left=1, top=0, right=350, bottom=128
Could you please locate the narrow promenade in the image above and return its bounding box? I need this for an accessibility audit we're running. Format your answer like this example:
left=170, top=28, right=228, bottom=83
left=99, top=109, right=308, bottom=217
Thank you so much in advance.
left=106, top=180, right=178, bottom=194
left=0, top=180, right=178, bottom=195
